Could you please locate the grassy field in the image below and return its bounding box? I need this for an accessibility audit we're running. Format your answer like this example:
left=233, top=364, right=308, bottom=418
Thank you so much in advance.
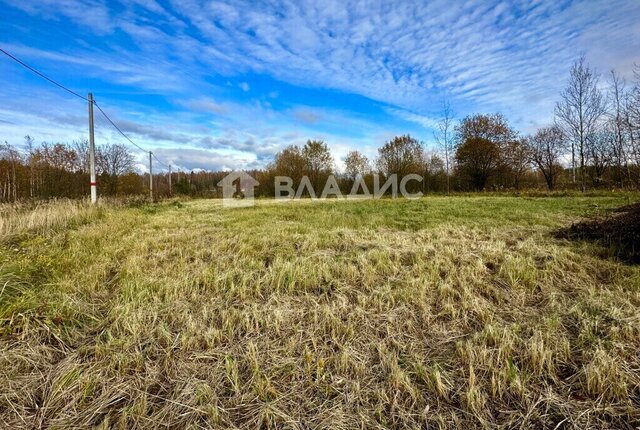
left=1, top=195, right=639, bottom=429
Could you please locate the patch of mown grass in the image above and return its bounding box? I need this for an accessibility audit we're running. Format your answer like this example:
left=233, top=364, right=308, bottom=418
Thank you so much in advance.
left=0, top=194, right=639, bottom=428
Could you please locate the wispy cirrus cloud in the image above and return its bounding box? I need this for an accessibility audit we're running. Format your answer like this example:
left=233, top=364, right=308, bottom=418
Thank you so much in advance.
left=163, top=0, right=639, bottom=118
left=1, top=0, right=639, bottom=171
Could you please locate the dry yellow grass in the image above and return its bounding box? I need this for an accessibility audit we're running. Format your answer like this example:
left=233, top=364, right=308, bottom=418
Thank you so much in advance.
left=0, top=199, right=102, bottom=240
left=1, top=196, right=639, bottom=429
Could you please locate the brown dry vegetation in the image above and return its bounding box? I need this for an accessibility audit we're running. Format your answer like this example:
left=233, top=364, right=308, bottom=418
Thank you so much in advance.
left=1, top=196, right=639, bottom=429
left=556, top=202, right=640, bottom=264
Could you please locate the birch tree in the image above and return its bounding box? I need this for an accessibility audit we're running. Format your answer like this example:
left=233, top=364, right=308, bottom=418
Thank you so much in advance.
left=555, top=56, right=606, bottom=191
left=607, top=70, right=630, bottom=186
left=433, top=100, right=455, bottom=193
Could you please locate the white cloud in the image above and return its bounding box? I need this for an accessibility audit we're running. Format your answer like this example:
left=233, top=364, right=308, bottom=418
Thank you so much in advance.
left=183, top=98, right=228, bottom=115
left=386, top=107, right=439, bottom=130
left=9, top=1, right=640, bottom=123
left=3, top=0, right=640, bottom=171
left=292, top=107, right=323, bottom=125
left=163, top=0, right=639, bottom=125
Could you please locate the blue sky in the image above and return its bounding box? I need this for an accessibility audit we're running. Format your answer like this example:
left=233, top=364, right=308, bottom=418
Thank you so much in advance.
left=1, top=0, right=639, bottom=172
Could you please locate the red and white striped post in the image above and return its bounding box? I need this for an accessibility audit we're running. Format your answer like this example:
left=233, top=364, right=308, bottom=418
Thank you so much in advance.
left=88, top=93, right=97, bottom=204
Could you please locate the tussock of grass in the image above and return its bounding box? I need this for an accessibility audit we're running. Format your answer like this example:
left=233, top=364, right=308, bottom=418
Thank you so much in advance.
left=0, top=199, right=103, bottom=242
left=1, top=196, right=639, bottom=428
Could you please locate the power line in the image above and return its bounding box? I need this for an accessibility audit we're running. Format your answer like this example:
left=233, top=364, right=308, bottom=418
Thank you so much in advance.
left=92, top=101, right=147, bottom=153
left=0, top=46, right=172, bottom=171
left=152, top=152, right=170, bottom=169
left=0, top=47, right=88, bottom=102
left=92, top=101, right=171, bottom=171
left=93, top=101, right=170, bottom=171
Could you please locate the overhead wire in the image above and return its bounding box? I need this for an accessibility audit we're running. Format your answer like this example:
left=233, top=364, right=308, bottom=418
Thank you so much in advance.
left=1, top=46, right=172, bottom=171
left=0, top=47, right=88, bottom=102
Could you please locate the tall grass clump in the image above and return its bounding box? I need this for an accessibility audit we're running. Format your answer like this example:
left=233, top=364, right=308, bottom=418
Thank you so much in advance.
left=0, top=199, right=106, bottom=241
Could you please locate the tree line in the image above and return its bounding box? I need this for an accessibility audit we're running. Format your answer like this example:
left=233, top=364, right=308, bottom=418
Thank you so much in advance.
left=258, top=58, right=640, bottom=195
left=0, top=138, right=166, bottom=201
left=2, top=57, right=640, bottom=202
left=428, top=57, right=640, bottom=193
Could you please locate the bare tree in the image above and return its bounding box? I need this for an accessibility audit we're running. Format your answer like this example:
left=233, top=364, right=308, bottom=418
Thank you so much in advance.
left=423, top=151, right=446, bottom=192
left=73, top=139, right=90, bottom=174
left=433, top=100, right=455, bottom=193
left=302, top=140, right=334, bottom=191
left=586, top=129, right=614, bottom=187
left=98, top=144, right=136, bottom=176
left=503, top=139, right=531, bottom=190
left=98, top=144, right=136, bottom=194
left=526, top=126, right=566, bottom=190
left=607, top=70, right=631, bottom=186
left=626, top=65, right=640, bottom=185
left=555, top=56, right=607, bottom=191
left=24, top=135, right=35, bottom=198
left=376, top=135, right=425, bottom=178
left=0, top=142, right=21, bottom=202
left=344, top=151, right=370, bottom=180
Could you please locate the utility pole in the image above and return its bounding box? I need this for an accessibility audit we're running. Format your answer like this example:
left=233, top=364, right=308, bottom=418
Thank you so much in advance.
left=149, top=151, right=153, bottom=201
left=88, top=93, right=97, bottom=204
left=168, top=165, right=172, bottom=196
